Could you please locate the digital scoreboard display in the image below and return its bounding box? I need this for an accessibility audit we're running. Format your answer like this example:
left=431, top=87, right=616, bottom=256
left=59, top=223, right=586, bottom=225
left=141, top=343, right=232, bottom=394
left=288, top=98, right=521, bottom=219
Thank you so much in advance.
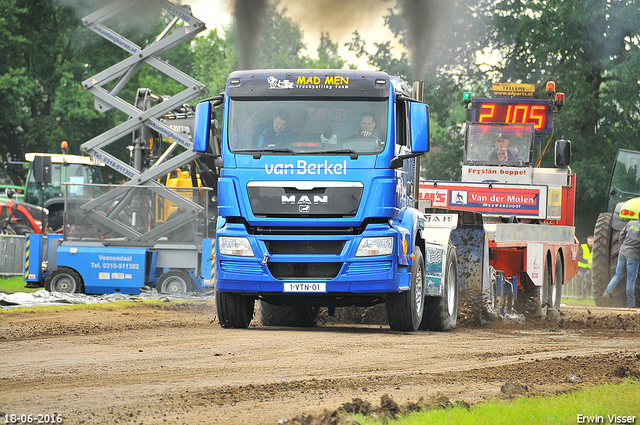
left=472, top=98, right=553, bottom=135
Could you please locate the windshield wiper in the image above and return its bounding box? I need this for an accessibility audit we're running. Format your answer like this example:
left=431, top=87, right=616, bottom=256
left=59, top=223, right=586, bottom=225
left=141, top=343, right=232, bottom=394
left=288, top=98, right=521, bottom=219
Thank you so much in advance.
left=234, top=148, right=296, bottom=159
left=307, top=149, right=359, bottom=159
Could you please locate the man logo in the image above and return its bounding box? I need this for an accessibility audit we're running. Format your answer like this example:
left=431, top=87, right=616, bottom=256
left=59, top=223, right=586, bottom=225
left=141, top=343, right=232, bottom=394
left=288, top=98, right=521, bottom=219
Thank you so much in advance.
left=281, top=195, right=328, bottom=205
left=299, top=205, right=310, bottom=213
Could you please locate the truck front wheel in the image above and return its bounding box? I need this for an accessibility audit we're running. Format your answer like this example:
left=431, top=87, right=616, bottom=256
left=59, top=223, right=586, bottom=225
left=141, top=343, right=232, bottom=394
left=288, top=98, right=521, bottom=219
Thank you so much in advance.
left=386, top=247, right=425, bottom=331
left=421, top=244, right=458, bottom=332
left=45, top=267, right=84, bottom=294
left=216, top=290, right=255, bottom=329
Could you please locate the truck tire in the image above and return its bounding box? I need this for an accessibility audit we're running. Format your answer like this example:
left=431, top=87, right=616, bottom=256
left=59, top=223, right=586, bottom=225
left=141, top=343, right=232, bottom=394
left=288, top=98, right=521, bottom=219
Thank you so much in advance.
left=592, top=212, right=627, bottom=307
left=386, top=247, right=425, bottom=331
left=216, top=290, right=255, bottom=329
left=48, top=209, right=64, bottom=233
left=420, top=244, right=458, bottom=332
left=156, top=269, right=195, bottom=295
left=547, top=253, right=564, bottom=318
left=12, top=224, right=33, bottom=235
left=538, top=253, right=552, bottom=317
left=45, top=267, right=84, bottom=294
left=259, top=302, right=319, bottom=327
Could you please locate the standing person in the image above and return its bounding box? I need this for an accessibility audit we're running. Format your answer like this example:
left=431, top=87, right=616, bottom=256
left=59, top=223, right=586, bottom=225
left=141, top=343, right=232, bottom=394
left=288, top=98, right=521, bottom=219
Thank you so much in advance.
left=486, top=133, right=524, bottom=163
left=577, top=235, right=593, bottom=300
left=602, top=209, right=640, bottom=307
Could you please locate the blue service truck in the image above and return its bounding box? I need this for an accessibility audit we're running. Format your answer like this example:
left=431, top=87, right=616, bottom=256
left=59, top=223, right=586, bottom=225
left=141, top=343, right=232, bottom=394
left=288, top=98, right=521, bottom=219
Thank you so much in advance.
left=193, top=69, right=481, bottom=331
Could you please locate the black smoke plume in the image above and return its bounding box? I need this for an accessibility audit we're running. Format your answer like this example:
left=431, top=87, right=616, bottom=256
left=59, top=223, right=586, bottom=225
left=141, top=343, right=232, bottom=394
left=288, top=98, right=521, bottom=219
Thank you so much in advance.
left=234, top=0, right=267, bottom=69
left=401, top=0, right=455, bottom=80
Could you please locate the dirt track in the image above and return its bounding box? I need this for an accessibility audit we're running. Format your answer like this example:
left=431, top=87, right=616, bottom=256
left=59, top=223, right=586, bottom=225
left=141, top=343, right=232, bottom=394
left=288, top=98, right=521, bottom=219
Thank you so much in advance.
left=1, top=302, right=640, bottom=425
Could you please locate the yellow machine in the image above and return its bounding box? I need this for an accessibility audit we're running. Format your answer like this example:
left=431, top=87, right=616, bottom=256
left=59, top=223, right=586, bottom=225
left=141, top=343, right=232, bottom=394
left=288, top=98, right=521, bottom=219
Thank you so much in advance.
left=157, top=169, right=203, bottom=222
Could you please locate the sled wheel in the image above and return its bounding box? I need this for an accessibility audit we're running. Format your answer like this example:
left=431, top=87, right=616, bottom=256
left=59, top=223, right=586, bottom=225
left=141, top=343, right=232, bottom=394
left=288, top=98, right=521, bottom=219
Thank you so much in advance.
left=420, top=244, right=458, bottom=332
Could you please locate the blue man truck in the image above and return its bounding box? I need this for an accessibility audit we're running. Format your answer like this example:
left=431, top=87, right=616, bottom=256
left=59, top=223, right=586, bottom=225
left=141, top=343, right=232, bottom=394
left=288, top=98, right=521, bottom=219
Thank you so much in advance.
left=193, top=69, right=476, bottom=331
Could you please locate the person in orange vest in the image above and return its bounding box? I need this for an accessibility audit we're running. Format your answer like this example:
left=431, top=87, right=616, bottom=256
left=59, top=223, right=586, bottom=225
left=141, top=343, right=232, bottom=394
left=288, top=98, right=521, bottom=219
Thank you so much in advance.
left=577, top=235, right=593, bottom=300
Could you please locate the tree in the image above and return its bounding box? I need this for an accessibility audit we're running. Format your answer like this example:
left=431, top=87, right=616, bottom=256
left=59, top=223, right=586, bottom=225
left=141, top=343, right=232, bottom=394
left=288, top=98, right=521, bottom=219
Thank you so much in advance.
left=192, top=27, right=235, bottom=99
left=0, top=0, right=83, bottom=179
left=0, top=0, right=200, bottom=184
left=308, top=33, right=345, bottom=69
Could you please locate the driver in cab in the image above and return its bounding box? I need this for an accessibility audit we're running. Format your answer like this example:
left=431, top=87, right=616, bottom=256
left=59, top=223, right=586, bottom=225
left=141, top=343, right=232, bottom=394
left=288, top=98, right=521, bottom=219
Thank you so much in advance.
left=353, top=113, right=377, bottom=138
left=255, top=110, right=291, bottom=148
left=486, top=133, right=524, bottom=163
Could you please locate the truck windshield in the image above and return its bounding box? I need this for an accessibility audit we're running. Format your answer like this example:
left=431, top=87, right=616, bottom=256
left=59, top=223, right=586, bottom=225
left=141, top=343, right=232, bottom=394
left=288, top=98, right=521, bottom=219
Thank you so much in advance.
left=227, top=99, right=388, bottom=155
left=25, top=163, right=103, bottom=205
left=464, top=123, right=534, bottom=166
left=608, top=150, right=640, bottom=211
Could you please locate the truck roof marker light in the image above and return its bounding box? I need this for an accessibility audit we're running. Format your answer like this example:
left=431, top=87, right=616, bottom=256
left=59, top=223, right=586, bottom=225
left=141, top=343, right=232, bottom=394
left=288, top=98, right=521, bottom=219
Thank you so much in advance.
left=546, top=81, right=556, bottom=96
left=229, top=78, right=241, bottom=87
left=463, top=92, right=472, bottom=108
left=375, top=79, right=387, bottom=87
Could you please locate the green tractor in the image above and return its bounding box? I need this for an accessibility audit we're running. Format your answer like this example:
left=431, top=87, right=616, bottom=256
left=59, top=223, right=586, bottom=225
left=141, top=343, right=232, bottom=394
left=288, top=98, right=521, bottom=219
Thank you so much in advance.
left=592, top=149, right=640, bottom=307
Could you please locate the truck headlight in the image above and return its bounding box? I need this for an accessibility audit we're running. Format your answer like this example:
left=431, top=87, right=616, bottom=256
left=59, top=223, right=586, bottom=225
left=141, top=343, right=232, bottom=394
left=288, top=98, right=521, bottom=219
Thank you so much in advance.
left=356, top=237, right=394, bottom=257
left=218, top=237, right=255, bottom=257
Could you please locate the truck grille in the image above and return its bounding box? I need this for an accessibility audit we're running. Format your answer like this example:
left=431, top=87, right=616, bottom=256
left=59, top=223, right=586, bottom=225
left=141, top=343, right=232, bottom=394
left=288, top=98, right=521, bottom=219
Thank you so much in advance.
left=265, top=240, right=345, bottom=255
left=268, top=262, right=342, bottom=279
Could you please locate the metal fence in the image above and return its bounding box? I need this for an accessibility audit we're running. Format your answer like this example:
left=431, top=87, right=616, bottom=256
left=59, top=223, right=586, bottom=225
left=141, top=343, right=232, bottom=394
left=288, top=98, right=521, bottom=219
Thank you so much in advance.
left=0, top=235, right=25, bottom=276
left=562, top=274, right=593, bottom=299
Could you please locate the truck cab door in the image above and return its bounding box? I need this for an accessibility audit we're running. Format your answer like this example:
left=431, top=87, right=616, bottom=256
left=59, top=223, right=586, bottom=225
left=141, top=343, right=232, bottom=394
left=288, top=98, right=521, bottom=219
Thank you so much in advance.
left=395, top=99, right=414, bottom=209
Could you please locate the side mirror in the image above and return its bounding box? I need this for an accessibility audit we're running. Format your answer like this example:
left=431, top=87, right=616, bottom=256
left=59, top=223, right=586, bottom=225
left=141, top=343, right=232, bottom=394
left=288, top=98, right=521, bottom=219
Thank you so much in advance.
left=555, top=139, right=571, bottom=167
left=194, top=96, right=223, bottom=156
left=33, top=155, right=52, bottom=184
left=194, top=101, right=212, bottom=153
left=410, top=102, right=430, bottom=153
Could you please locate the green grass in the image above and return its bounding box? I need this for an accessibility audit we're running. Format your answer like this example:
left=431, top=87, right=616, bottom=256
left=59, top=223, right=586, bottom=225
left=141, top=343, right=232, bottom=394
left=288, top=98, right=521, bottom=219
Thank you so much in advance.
left=0, top=298, right=169, bottom=314
left=0, top=275, right=40, bottom=293
left=353, top=380, right=640, bottom=425
left=561, top=297, right=596, bottom=306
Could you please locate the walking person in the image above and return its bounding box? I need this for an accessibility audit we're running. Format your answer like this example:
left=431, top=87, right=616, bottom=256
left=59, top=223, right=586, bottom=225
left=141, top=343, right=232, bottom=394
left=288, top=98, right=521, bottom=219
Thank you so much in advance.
left=602, top=201, right=640, bottom=307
